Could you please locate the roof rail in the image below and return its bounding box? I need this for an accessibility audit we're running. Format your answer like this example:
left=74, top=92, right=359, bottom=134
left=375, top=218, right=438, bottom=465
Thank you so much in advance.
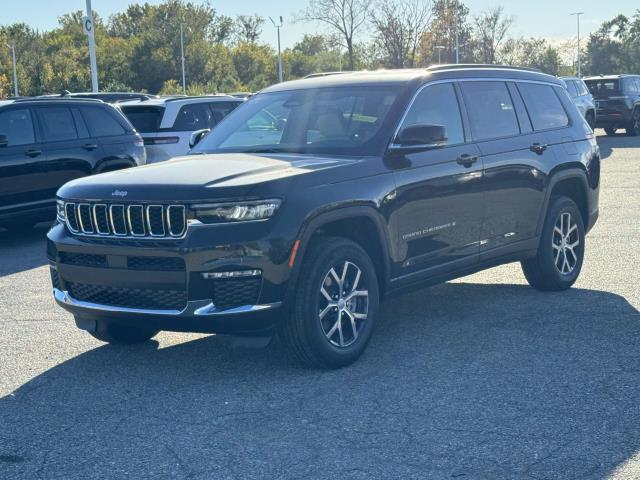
left=13, top=97, right=104, bottom=103
left=163, top=94, right=236, bottom=103
left=426, top=64, right=542, bottom=73
left=304, top=71, right=351, bottom=79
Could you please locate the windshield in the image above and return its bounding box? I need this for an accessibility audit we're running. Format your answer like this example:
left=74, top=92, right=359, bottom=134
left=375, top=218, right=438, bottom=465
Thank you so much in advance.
left=191, top=85, right=403, bottom=156
left=584, top=79, right=621, bottom=98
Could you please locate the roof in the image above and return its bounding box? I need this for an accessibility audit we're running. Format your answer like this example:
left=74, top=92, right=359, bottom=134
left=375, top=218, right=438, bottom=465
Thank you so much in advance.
left=117, top=94, right=241, bottom=107
left=262, top=65, right=563, bottom=93
left=583, top=74, right=639, bottom=80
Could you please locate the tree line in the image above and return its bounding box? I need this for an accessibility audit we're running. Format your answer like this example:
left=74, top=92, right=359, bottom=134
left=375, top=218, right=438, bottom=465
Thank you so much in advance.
left=0, top=0, right=638, bottom=98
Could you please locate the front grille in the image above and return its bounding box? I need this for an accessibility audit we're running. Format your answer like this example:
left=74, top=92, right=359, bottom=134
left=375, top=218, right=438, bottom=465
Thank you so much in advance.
left=127, top=256, right=185, bottom=271
left=63, top=201, right=186, bottom=239
left=67, top=282, right=187, bottom=311
left=213, top=278, right=261, bottom=310
left=59, top=252, right=108, bottom=268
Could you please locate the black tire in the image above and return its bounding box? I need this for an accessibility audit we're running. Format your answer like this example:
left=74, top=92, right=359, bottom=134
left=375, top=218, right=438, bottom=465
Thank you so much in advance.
left=604, top=127, right=617, bottom=136
left=626, top=109, right=640, bottom=136
left=585, top=111, right=595, bottom=130
left=87, top=319, right=158, bottom=344
left=521, top=196, right=585, bottom=292
left=279, top=237, right=380, bottom=369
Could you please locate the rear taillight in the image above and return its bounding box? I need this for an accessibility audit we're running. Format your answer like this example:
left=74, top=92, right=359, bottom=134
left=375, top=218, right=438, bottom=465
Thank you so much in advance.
left=143, top=136, right=180, bottom=145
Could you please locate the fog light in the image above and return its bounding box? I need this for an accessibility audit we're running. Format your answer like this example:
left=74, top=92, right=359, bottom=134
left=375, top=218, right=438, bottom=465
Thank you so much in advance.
left=202, top=270, right=261, bottom=279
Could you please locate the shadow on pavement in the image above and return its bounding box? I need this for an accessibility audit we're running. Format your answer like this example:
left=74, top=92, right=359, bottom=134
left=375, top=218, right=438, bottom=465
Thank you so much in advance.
left=0, top=223, right=49, bottom=276
left=1, top=282, right=639, bottom=479
left=596, top=130, right=640, bottom=160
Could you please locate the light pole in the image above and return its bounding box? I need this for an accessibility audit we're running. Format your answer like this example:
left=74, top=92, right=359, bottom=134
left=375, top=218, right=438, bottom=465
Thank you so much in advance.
left=270, top=16, right=283, bottom=83
left=435, top=46, right=445, bottom=64
left=8, top=41, right=18, bottom=97
left=570, top=12, right=584, bottom=77
left=84, top=0, right=98, bottom=92
left=180, top=24, right=186, bottom=94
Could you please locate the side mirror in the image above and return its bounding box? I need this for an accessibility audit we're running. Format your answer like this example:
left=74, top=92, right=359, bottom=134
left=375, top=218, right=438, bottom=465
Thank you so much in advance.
left=395, top=124, right=447, bottom=147
left=0, top=134, right=8, bottom=148
left=189, top=128, right=210, bottom=148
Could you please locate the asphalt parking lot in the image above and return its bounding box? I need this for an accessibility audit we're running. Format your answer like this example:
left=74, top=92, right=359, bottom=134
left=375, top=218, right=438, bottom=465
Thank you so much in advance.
left=0, top=131, right=638, bottom=480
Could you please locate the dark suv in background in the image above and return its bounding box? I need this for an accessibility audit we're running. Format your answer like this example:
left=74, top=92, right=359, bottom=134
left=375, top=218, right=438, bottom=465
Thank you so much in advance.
left=584, top=74, right=640, bottom=136
left=0, top=98, right=145, bottom=230
left=48, top=66, right=600, bottom=368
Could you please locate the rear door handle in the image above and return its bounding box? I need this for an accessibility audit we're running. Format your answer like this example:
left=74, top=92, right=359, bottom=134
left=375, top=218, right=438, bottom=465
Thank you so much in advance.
left=82, top=144, right=98, bottom=151
left=456, top=153, right=479, bottom=167
left=25, top=149, right=42, bottom=158
left=530, top=143, right=548, bottom=155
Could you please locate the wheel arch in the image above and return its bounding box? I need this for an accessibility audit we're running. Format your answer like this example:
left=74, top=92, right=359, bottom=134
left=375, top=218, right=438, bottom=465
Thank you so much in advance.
left=539, top=168, right=590, bottom=235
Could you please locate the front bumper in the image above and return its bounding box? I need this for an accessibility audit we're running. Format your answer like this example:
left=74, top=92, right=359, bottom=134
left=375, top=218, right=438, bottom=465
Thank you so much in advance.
left=47, top=220, right=294, bottom=335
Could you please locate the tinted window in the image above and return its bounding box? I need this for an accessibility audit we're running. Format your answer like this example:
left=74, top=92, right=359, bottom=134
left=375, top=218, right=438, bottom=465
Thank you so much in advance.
left=209, top=101, right=242, bottom=124
left=81, top=106, right=126, bottom=137
left=518, top=83, right=569, bottom=131
left=172, top=104, right=214, bottom=131
left=461, top=81, right=519, bottom=140
left=193, top=86, right=401, bottom=155
left=565, top=80, right=578, bottom=97
left=397, top=82, right=464, bottom=145
left=39, top=107, right=78, bottom=142
left=0, top=108, right=36, bottom=146
left=120, top=106, right=164, bottom=133
left=585, top=79, right=621, bottom=97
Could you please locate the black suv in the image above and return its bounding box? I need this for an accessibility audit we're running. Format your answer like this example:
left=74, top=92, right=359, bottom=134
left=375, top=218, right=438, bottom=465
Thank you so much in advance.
left=48, top=66, right=600, bottom=368
left=0, top=98, right=145, bottom=229
left=584, top=74, right=640, bottom=136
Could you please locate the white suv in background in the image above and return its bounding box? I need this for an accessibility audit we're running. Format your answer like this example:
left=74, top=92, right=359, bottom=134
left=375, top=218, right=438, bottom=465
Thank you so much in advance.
left=118, top=95, right=244, bottom=163
left=560, top=77, right=596, bottom=129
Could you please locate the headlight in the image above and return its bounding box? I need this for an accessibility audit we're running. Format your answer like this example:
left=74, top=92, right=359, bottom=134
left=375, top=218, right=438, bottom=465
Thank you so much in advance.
left=192, top=200, right=281, bottom=224
left=56, top=200, right=66, bottom=223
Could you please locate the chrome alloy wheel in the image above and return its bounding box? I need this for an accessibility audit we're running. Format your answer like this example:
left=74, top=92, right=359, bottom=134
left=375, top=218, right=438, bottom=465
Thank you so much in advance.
left=552, top=212, right=580, bottom=275
left=318, top=261, right=369, bottom=348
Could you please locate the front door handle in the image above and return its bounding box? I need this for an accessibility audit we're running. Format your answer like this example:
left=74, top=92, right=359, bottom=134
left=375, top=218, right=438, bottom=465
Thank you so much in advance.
left=25, top=149, right=42, bottom=158
left=456, top=153, right=479, bottom=168
left=82, top=144, right=98, bottom=151
left=530, top=143, right=548, bottom=155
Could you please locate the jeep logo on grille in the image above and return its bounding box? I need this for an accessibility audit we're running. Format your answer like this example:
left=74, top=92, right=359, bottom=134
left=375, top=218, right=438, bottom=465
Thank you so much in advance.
left=111, top=190, right=128, bottom=197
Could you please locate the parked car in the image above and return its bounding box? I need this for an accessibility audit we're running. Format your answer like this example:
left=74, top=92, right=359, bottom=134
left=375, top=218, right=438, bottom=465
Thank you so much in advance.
left=48, top=66, right=600, bottom=368
left=118, top=95, right=244, bottom=163
left=0, top=97, right=145, bottom=230
left=583, top=74, right=640, bottom=136
left=560, top=76, right=596, bottom=129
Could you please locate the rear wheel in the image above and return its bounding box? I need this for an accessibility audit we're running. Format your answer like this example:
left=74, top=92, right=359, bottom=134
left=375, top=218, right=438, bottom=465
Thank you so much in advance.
left=521, top=196, right=585, bottom=291
left=604, top=127, right=617, bottom=136
left=86, top=319, right=158, bottom=344
left=626, top=110, right=640, bottom=136
left=279, top=237, right=379, bottom=369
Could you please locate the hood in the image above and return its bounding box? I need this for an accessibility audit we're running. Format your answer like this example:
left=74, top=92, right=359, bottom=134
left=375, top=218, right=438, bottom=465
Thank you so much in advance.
left=57, top=153, right=367, bottom=202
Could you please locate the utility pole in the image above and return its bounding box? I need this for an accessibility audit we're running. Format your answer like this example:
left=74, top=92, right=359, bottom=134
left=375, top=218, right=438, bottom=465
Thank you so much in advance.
left=180, top=24, right=186, bottom=94
left=570, top=12, right=584, bottom=77
left=84, top=0, right=98, bottom=92
left=8, top=41, right=18, bottom=97
left=435, top=46, right=445, bottom=64
left=270, top=16, right=283, bottom=83
left=455, top=14, right=459, bottom=63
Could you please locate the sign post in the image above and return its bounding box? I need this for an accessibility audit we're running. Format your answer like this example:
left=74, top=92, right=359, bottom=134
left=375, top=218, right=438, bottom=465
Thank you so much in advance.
left=84, top=0, right=99, bottom=92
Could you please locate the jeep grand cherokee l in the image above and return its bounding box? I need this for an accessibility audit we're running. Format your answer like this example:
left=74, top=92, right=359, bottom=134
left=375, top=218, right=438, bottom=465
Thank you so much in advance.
left=0, top=98, right=145, bottom=230
left=48, top=66, right=600, bottom=368
left=584, top=74, right=640, bottom=136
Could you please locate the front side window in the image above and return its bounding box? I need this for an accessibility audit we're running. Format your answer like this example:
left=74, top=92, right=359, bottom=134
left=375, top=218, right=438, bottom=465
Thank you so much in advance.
left=0, top=108, right=36, bottom=146
left=39, top=107, right=78, bottom=142
left=191, top=85, right=402, bottom=156
left=396, top=82, right=464, bottom=146
left=172, top=104, right=213, bottom=131
left=461, top=81, right=519, bottom=141
left=517, top=83, right=569, bottom=131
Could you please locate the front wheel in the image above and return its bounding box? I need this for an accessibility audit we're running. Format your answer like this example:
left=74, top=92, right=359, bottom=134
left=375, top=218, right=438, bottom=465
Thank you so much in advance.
left=85, top=318, right=159, bottom=344
left=521, top=196, right=585, bottom=291
left=279, top=237, right=379, bottom=369
left=626, top=110, right=640, bottom=136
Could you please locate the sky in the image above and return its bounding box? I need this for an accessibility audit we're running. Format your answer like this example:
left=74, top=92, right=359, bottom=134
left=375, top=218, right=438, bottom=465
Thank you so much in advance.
left=0, top=0, right=637, bottom=50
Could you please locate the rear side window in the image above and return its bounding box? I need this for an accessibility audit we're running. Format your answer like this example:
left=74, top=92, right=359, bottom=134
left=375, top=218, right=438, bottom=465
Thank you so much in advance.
left=81, top=106, right=127, bottom=137
left=398, top=83, right=464, bottom=145
left=120, top=106, right=164, bottom=133
left=209, top=101, right=242, bottom=124
left=38, top=107, right=78, bottom=142
left=461, top=81, right=519, bottom=140
left=565, top=80, right=578, bottom=97
left=172, top=103, right=213, bottom=131
left=0, top=108, right=36, bottom=146
left=517, top=83, right=569, bottom=131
